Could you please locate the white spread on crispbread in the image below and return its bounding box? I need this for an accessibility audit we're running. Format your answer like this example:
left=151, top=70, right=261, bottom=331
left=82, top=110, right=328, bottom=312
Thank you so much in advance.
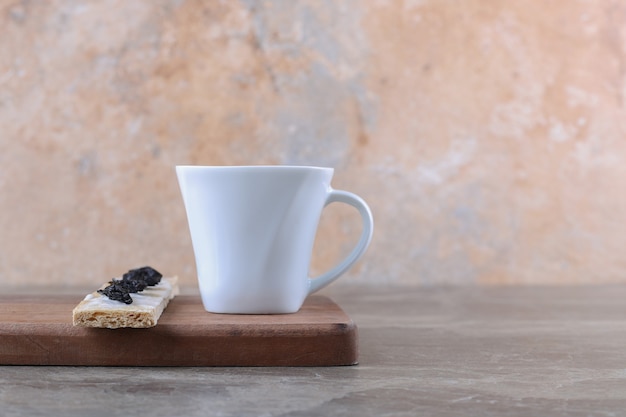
left=72, top=276, right=179, bottom=329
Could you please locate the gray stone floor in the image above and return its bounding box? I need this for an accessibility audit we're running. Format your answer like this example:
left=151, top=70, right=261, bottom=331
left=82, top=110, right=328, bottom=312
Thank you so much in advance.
left=2, top=285, right=626, bottom=416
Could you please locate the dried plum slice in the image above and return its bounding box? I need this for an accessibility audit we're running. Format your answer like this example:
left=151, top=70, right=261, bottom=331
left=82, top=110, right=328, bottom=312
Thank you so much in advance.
left=97, top=283, right=133, bottom=304
left=114, top=278, right=147, bottom=293
left=122, top=266, right=162, bottom=286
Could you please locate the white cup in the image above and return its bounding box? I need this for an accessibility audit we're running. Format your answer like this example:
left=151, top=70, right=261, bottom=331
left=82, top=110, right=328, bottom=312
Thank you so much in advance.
left=176, top=165, right=374, bottom=314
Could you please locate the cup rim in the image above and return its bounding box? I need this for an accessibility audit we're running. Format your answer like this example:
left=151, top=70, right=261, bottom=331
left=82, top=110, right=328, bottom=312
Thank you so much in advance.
left=176, top=165, right=334, bottom=172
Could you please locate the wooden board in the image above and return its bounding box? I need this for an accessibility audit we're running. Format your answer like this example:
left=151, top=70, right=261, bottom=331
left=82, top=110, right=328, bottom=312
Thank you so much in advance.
left=0, top=295, right=358, bottom=367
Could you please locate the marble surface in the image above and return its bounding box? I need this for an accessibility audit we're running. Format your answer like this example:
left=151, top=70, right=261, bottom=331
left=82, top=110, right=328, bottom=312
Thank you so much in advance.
left=2, top=285, right=626, bottom=416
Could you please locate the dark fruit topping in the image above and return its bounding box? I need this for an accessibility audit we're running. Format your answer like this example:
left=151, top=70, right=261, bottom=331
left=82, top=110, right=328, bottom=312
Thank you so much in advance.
left=97, top=266, right=163, bottom=304
left=123, top=266, right=162, bottom=286
left=97, top=283, right=134, bottom=304
left=114, top=277, right=148, bottom=293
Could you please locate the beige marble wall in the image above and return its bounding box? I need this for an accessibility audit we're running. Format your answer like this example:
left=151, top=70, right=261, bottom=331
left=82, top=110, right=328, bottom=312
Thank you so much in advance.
left=2, top=0, right=626, bottom=288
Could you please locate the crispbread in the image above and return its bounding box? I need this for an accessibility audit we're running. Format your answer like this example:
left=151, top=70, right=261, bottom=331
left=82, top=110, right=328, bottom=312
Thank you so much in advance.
left=72, top=276, right=179, bottom=329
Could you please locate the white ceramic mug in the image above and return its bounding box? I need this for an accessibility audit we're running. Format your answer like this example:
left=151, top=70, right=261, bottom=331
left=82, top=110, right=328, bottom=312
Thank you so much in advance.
left=176, top=165, right=374, bottom=314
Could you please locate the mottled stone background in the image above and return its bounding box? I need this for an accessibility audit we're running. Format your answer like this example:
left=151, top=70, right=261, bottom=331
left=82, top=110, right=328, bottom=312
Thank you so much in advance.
left=2, top=0, right=626, bottom=289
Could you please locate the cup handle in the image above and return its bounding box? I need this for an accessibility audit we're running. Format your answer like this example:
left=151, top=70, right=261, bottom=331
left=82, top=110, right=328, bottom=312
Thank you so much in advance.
left=308, top=189, right=374, bottom=294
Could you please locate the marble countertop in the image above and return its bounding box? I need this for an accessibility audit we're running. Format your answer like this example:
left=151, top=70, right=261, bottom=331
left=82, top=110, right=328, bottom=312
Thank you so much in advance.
left=2, top=285, right=626, bottom=416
